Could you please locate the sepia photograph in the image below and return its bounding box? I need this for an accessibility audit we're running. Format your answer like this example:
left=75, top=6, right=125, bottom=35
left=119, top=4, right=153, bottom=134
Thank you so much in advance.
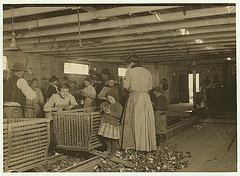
left=1, top=1, right=238, bottom=174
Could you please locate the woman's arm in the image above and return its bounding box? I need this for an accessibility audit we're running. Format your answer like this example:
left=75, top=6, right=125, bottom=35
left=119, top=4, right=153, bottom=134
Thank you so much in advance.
left=98, top=87, right=108, bottom=100
left=43, top=95, right=59, bottom=112
left=82, top=87, right=89, bottom=98
left=68, top=95, right=78, bottom=109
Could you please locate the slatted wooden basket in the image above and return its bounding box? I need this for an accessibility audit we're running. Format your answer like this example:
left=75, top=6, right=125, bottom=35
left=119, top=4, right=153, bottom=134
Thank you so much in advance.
left=52, top=108, right=102, bottom=151
left=3, top=118, right=51, bottom=172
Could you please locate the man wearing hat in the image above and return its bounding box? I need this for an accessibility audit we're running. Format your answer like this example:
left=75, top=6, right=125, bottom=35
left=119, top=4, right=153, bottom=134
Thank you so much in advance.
left=62, top=75, right=71, bottom=88
left=3, top=62, right=36, bottom=118
left=100, top=68, right=111, bottom=86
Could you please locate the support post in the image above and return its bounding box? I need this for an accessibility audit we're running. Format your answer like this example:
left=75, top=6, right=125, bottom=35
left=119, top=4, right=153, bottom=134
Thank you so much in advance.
left=192, top=60, right=197, bottom=111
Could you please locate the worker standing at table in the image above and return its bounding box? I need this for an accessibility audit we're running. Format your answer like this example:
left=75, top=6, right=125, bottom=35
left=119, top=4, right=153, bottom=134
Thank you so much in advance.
left=44, top=86, right=78, bottom=112
left=3, top=62, right=36, bottom=118
left=98, top=75, right=120, bottom=102
left=44, top=85, right=78, bottom=155
left=81, top=78, right=97, bottom=111
left=30, top=78, right=45, bottom=117
left=121, top=54, right=156, bottom=152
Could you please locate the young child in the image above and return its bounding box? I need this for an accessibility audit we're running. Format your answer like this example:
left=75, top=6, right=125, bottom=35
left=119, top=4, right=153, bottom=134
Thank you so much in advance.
left=152, top=87, right=168, bottom=149
left=98, top=88, right=123, bottom=157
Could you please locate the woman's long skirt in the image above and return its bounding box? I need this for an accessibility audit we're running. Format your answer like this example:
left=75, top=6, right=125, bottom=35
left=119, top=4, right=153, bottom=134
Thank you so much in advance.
left=121, top=91, right=157, bottom=151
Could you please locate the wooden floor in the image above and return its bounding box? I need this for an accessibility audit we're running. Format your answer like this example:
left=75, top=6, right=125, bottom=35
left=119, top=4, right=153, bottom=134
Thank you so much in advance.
left=167, top=119, right=237, bottom=172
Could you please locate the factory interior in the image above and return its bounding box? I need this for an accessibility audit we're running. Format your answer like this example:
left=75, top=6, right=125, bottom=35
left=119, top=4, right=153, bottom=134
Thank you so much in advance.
left=2, top=3, right=237, bottom=173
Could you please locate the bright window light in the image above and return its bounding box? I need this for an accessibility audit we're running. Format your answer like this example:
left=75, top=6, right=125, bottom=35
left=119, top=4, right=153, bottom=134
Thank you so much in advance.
left=3, top=56, right=8, bottom=70
left=118, top=67, right=127, bottom=77
left=195, top=39, right=203, bottom=44
left=64, top=63, right=89, bottom=75
left=180, top=28, right=190, bottom=35
left=188, top=73, right=200, bottom=102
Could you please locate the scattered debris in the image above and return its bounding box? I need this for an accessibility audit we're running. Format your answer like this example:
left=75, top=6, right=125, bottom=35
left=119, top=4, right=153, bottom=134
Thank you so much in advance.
left=193, top=125, right=200, bottom=128
left=185, top=152, right=191, bottom=158
left=32, top=153, right=92, bottom=172
left=32, top=147, right=191, bottom=172
left=93, top=147, right=189, bottom=172
left=172, top=144, right=178, bottom=149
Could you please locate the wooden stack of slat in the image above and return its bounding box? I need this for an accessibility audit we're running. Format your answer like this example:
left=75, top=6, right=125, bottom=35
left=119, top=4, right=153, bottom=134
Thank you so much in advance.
left=3, top=118, right=51, bottom=172
left=88, top=112, right=102, bottom=150
left=52, top=109, right=102, bottom=151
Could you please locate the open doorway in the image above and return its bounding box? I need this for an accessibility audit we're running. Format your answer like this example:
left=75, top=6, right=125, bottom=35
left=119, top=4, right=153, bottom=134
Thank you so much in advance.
left=188, top=73, right=200, bottom=103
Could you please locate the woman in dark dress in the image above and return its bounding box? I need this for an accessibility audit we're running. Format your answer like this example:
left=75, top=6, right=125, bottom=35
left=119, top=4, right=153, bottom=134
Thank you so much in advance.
left=47, top=76, right=59, bottom=100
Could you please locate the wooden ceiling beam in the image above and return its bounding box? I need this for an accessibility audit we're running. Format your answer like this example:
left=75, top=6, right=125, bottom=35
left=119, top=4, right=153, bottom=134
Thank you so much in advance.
left=63, top=52, right=234, bottom=64
left=35, top=33, right=239, bottom=53
left=3, top=13, right=235, bottom=40
left=80, top=6, right=97, bottom=12
left=3, top=6, right=75, bottom=19
left=3, top=5, right=235, bottom=65
left=4, top=24, right=235, bottom=45
left=40, top=45, right=235, bottom=59
left=77, top=44, right=235, bottom=56
left=3, top=6, right=183, bottom=31
left=66, top=50, right=235, bottom=60
left=9, top=35, right=235, bottom=53
left=136, top=49, right=235, bottom=58
left=33, top=39, right=235, bottom=57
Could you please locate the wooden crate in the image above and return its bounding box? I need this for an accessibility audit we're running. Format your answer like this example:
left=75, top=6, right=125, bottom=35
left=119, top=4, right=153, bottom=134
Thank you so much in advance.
left=3, top=118, right=51, bottom=172
left=52, top=109, right=102, bottom=151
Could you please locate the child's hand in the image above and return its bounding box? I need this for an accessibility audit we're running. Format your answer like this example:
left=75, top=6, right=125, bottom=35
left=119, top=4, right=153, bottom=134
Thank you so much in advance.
left=56, top=107, right=63, bottom=112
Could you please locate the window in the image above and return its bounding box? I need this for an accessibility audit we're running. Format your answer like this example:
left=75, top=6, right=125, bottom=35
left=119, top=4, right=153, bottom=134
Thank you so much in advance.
left=188, top=73, right=200, bottom=103
left=118, top=67, right=127, bottom=77
left=3, top=56, right=8, bottom=70
left=64, top=63, right=89, bottom=75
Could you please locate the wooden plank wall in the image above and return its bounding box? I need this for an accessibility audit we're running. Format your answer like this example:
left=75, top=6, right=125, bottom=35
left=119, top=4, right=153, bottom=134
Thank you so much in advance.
left=143, top=64, right=172, bottom=103
left=3, top=51, right=64, bottom=89
left=3, top=51, right=119, bottom=91
left=4, top=51, right=180, bottom=104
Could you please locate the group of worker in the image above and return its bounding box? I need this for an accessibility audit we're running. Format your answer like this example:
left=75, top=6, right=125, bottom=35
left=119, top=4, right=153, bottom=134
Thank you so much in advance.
left=3, top=56, right=169, bottom=154
left=3, top=62, right=124, bottom=118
